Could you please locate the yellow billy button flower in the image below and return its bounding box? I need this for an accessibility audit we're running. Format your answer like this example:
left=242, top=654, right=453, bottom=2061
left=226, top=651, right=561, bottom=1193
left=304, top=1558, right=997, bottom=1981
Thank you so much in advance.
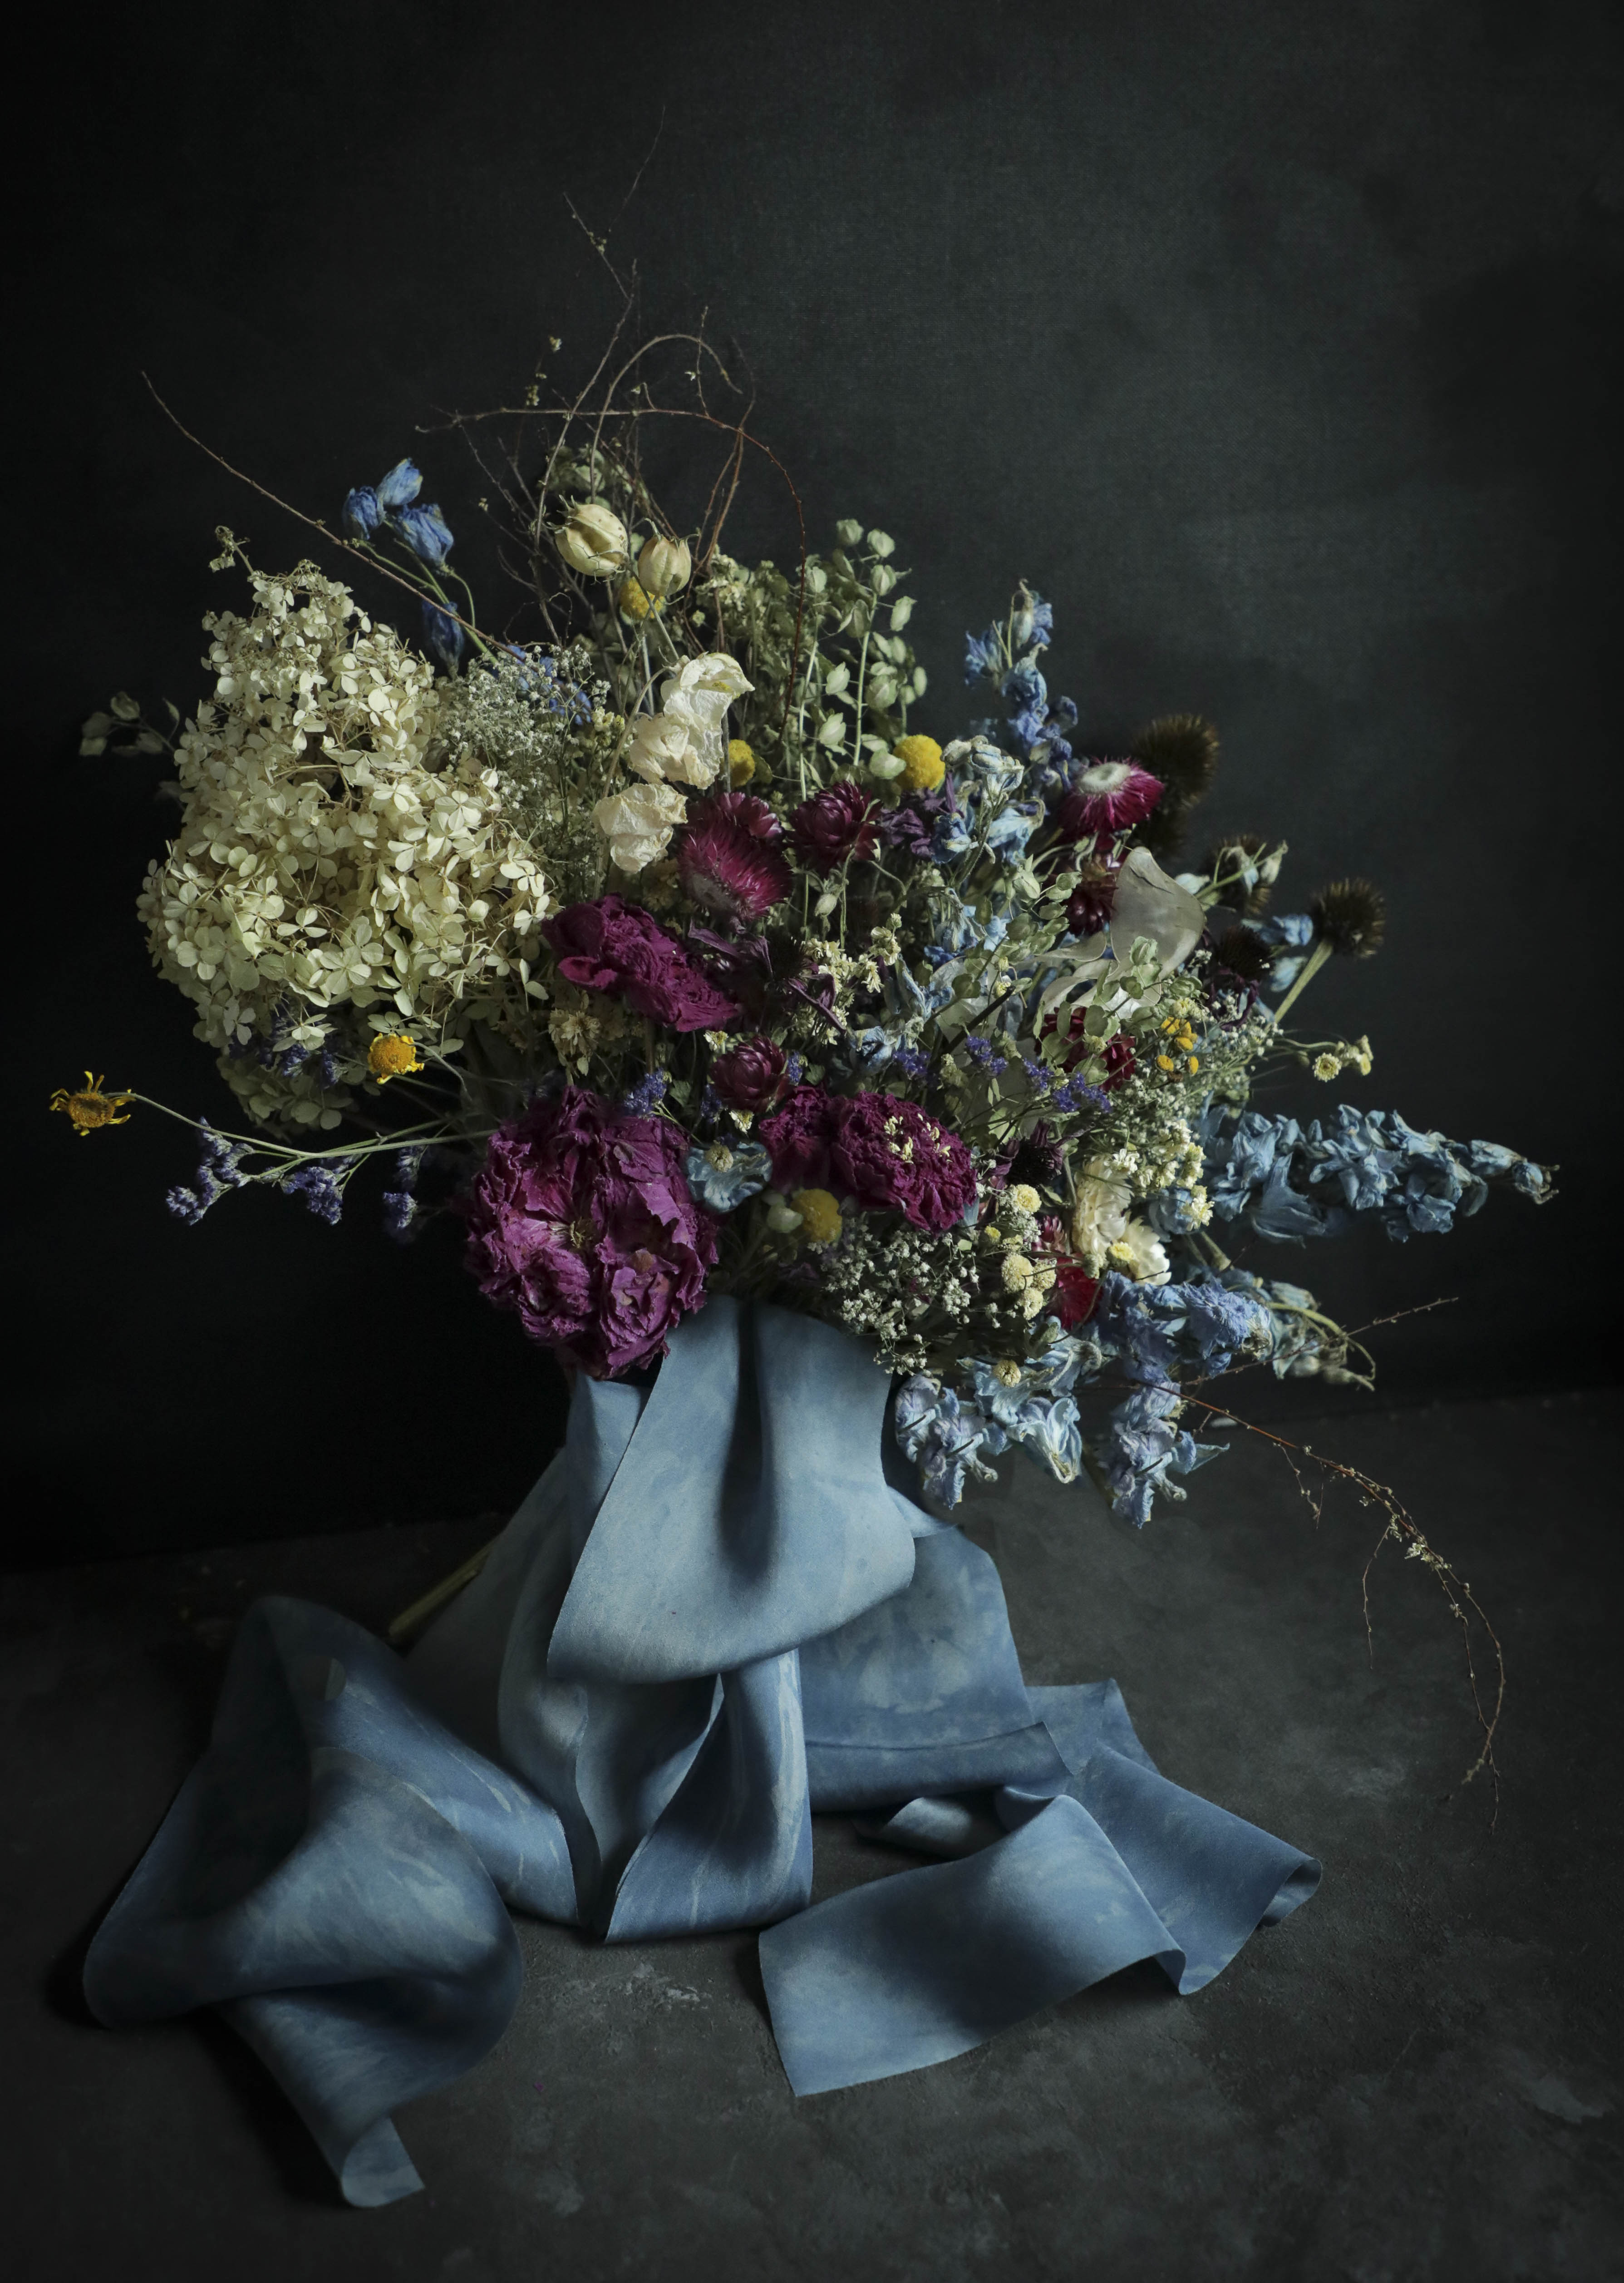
left=791, top=1188, right=844, bottom=1247
left=617, top=576, right=656, bottom=622
left=727, top=738, right=758, bottom=787
left=49, top=1071, right=134, bottom=1136
left=893, top=734, right=945, bottom=794
left=368, top=1034, right=424, bottom=1084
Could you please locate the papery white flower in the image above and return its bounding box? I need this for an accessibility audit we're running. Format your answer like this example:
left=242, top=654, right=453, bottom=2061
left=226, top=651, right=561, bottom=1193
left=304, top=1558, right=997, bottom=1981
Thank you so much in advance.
left=556, top=500, right=630, bottom=577
left=591, top=780, right=687, bottom=874
left=1069, top=1160, right=1133, bottom=1272
left=1107, top=1221, right=1172, bottom=1286
left=626, top=711, right=715, bottom=788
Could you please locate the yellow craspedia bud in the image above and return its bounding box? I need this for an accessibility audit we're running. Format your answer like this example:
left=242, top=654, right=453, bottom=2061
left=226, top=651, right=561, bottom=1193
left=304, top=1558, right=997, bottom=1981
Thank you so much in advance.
left=893, top=734, right=945, bottom=794
left=617, top=576, right=655, bottom=621
left=728, top=737, right=758, bottom=787
left=368, top=1034, right=424, bottom=1083
left=791, top=1188, right=843, bottom=1247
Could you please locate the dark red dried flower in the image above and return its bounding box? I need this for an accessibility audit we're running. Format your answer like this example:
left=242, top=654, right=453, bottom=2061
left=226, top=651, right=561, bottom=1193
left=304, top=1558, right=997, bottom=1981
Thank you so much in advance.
left=791, top=782, right=879, bottom=873
left=1049, top=1258, right=1101, bottom=1329
left=710, top=1034, right=790, bottom=1115
left=675, top=791, right=792, bottom=921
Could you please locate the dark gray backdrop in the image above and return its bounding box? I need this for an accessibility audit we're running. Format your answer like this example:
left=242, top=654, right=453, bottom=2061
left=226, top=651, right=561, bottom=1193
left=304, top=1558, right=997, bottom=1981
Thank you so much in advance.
left=12, top=0, right=1619, bottom=1563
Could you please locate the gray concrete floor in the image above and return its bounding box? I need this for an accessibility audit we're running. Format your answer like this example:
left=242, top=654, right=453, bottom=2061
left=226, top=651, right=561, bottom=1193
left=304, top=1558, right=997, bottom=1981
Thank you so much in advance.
left=4, top=1390, right=1620, bottom=2282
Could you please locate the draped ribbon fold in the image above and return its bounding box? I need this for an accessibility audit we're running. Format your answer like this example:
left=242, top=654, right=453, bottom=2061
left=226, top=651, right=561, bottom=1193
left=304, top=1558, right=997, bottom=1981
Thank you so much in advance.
left=84, top=1297, right=1319, bottom=2205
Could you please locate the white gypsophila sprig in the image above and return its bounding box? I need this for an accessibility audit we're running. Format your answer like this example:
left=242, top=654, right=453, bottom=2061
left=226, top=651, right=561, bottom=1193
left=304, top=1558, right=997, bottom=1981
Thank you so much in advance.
left=140, top=552, right=556, bottom=1129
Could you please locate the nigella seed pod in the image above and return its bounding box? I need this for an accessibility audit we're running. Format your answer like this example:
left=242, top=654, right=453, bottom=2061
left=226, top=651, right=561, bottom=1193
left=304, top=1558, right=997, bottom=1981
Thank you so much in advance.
left=1309, top=877, right=1387, bottom=957
left=556, top=500, right=630, bottom=577
left=637, top=534, right=693, bottom=601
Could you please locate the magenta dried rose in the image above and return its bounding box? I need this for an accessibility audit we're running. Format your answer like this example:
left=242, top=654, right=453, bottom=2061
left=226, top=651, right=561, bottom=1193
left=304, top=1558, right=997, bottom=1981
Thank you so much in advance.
left=790, top=782, right=879, bottom=874
left=831, top=1091, right=977, bottom=1231
left=541, top=894, right=739, bottom=1032
left=758, top=1082, right=842, bottom=1191
left=676, top=792, right=792, bottom=921
left=461, top=1087, right=718, bottom=1376
left=710, top=1034, right=789, bottom=1115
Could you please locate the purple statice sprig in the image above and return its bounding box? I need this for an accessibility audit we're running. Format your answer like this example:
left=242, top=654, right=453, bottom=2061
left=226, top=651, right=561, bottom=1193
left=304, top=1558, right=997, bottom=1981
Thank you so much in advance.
left=165, top=1121, right=254, bottom=1224
left=620, top=1068, right=671, bottom=1118
left=962, top=1035, right=1008, bottom=1078
left=281, top=1163, right=346, bottom=1225
left=890, top=1045, right=932, bottom=1080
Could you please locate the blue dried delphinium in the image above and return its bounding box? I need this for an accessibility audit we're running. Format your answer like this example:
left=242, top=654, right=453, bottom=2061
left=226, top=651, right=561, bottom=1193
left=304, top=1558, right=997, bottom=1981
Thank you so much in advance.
left=1199, top=1105, right=1553, bottom=1247
left=1092, top=1387, right=1227, bottom=1529
left=893, top=1376, right=1001, bottom=1507
left=394, top=502, right=454, bottom=568
left=421, top=598, right=466, bottom=675
left=381, top=1144, right=434, bottom=1244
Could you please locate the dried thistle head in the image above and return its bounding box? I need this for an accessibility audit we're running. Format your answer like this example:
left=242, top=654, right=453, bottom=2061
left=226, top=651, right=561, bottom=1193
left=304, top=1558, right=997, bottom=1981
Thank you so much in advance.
left=1309, top=876, right=1387, bottom=957
left=1204, top=831, right=1274, bottom=915
left=1131, top=714, right=1219, bottom=809
left=1126, top=798, right=1185, bottom=861
left=1211, top=925, right=1274, bottom=984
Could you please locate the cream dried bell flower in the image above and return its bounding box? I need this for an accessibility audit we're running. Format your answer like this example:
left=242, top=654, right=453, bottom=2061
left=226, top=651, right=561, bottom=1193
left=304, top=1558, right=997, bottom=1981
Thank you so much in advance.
left=591, top=780, right=687, bottom=874
left=556, top=500, right=630, bottom=577
left=637, top=535, right=692, bottom=601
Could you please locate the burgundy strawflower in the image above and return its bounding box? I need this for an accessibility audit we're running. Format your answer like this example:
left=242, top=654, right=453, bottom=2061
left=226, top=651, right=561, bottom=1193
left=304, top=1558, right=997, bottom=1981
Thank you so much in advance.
left=461, top=1088, right=718, bottom=1377
left=791, top=782, right=879, bottom=873
left=1054, top=760, right=1164, bottom=844
left=759, top=1083, right=842, bottom=1191
left=710, top=1034, right=790, bottom=1116
left=829, top=1092, right=978, bottom=1232
left=1102, top=1036, right=1136, bottom=1091
left=541, top=894, right=739, bottom=1032
left=675, top=791, right=792, bottom=922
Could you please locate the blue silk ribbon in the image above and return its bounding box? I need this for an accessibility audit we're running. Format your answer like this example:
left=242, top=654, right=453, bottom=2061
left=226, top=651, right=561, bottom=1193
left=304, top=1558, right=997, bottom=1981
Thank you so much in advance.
left=84, top=1297, right=1319, bottom=2204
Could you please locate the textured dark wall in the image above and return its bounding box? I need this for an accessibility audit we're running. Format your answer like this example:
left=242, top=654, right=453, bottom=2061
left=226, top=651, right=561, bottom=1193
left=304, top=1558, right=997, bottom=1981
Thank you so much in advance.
left=11, top=0, right=1620, bottom=1562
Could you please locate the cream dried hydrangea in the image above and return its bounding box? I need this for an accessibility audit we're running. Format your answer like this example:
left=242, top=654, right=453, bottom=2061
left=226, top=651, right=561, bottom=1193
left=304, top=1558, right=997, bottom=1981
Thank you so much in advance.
left=139, top=545, right=554, bottom=1129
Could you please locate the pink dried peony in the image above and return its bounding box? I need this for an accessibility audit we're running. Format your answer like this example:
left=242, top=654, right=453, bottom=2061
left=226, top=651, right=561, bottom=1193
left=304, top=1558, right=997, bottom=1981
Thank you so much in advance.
left=710, top=1033, right=790, bottom=1115
left=461, top=1087, right=718, bottom=1376
left=1054, top=760, right=1164, bottom=844
left=790, top=782, right=879, bottom=873
left=759, top=1083, right=842, bottom=1191
left=830, top=1091, right=978, bottom=1231
left=675, top=791, right=792, bottom=921
left=541, top=894, right=739, bottom=1032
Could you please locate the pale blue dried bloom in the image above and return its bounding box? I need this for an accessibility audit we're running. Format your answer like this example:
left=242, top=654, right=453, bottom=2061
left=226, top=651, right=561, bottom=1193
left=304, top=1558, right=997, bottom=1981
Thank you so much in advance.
left=684, top=1139, right=772, bottom=1213
left=421, top=598, right=465, bottom=674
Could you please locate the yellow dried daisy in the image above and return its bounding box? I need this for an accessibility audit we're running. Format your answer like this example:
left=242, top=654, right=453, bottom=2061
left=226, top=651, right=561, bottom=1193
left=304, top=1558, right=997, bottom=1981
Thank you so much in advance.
left=368, top=1034, right=424, bottom=1083
left=50, top=1071, right=134, bottom=1137
left=727, top=737, right=758, bottom=787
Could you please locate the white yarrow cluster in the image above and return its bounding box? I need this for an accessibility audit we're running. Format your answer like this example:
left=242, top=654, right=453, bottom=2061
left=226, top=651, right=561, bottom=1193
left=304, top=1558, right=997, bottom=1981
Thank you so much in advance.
left=139, top=554, right=554, bottom=1127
